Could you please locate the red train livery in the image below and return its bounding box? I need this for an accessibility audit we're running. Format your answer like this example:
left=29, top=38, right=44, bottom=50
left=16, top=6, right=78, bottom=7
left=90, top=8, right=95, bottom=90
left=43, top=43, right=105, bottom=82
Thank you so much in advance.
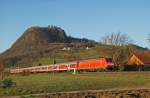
left=10, top=57, right=114, bottom=73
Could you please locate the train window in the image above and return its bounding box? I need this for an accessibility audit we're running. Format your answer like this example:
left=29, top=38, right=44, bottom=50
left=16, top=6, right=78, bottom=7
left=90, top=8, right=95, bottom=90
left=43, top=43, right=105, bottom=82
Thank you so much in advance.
left=42, top=67, right=47, bottom=70
left=48, top=66, right=52, bottom=68
left=49, top=66, right=57, bottom=69
left=70, top=64, right=76, bottom=66
left=106, top=58, right=112, bottom=62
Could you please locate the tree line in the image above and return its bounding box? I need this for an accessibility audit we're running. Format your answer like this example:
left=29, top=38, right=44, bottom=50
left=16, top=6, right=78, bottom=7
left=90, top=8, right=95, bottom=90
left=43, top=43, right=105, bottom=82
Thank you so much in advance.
left=100, top=32, right=132, bottom=46
left=100, top=32, right=150, bottom=70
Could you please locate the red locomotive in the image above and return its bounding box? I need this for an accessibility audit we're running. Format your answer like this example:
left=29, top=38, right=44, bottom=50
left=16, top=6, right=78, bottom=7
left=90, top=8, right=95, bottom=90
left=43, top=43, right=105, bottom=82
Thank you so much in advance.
left=10, top=57, right=114, bottom=74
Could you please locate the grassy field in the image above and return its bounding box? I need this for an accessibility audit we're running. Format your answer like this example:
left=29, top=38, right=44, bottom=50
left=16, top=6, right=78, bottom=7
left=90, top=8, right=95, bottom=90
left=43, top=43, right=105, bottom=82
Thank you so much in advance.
left=0, top=72, right=150, bottom=96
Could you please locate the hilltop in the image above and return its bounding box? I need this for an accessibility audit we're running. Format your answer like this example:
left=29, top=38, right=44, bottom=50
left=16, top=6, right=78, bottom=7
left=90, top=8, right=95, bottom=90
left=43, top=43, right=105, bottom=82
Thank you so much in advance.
left=0, top=26, right=147, bottom=67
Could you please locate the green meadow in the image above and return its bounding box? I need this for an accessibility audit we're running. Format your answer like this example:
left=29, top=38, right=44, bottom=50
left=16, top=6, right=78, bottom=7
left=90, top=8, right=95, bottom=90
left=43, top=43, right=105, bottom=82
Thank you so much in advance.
left=0, top=72, right=150, bottom=96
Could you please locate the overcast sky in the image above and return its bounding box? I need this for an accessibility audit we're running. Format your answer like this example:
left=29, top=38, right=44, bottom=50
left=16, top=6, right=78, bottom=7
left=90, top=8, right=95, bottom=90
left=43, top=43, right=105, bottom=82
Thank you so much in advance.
left=0, top=0, right=150, bottom=53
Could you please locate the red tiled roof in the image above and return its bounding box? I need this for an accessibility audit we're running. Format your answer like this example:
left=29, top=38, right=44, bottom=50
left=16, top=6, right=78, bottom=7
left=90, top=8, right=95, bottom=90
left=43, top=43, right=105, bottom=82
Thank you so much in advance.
left=134, top=51, right=150, bottom=64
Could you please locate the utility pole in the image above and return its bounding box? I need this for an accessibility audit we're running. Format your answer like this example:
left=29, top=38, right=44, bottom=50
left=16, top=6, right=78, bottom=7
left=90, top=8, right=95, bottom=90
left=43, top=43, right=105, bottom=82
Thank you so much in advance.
left=76, top=60, right=79, bottom=74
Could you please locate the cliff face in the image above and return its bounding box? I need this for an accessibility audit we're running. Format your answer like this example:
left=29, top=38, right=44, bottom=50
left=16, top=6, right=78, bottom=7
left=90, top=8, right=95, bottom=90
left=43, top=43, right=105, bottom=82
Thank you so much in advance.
left=11, top=26, right=67, bottom=48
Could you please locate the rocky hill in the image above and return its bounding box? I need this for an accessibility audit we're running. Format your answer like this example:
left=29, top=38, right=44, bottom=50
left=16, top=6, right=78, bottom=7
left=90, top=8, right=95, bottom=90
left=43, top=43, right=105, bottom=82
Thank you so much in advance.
left=11, top=26, right=95, bottom=49
left=0, top=26, right=97, bottom=67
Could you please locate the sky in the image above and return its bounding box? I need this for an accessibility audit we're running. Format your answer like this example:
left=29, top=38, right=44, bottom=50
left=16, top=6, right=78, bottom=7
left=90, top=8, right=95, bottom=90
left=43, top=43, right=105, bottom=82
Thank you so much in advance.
left=0, top=0, right=150, bottom=53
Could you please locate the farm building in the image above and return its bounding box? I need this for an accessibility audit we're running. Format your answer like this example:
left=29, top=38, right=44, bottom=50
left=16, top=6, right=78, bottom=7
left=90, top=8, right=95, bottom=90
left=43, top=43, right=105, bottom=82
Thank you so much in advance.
left=125, top=51, right=150, bottom=71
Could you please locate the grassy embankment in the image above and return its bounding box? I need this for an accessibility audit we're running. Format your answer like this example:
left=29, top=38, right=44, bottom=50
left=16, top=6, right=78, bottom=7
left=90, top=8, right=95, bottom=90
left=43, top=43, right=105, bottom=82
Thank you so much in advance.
left=0, top=72, right=150, bottom=96
left=10, top=44, right=116, bottom=67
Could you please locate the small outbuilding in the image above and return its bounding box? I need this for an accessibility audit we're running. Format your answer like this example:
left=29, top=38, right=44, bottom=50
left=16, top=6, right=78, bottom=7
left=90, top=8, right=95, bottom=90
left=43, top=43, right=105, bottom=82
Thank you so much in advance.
left=126, top=51, right=150, bottom=71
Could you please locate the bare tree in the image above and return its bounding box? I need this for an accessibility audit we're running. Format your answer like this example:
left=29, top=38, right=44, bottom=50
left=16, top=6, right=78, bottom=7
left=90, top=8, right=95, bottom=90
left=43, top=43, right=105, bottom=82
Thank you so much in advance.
left=100, top=32, right=131, bottom=46
left=113, top=46, right=134, bottom=71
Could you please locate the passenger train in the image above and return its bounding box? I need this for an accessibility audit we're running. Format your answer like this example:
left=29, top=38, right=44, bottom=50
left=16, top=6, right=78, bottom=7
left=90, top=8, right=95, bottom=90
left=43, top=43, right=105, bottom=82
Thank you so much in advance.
left=10, top=57, right=114, bottom=74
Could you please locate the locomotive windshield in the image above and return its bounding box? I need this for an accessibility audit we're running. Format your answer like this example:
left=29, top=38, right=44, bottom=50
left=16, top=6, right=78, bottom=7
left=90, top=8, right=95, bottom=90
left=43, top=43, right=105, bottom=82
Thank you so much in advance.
left=106, top=58, right=112, bottom=62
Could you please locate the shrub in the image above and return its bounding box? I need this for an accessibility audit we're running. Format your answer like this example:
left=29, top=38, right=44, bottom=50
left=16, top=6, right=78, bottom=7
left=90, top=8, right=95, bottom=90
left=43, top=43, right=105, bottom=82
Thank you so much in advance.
left=1, top=78, right=13, bottom=88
